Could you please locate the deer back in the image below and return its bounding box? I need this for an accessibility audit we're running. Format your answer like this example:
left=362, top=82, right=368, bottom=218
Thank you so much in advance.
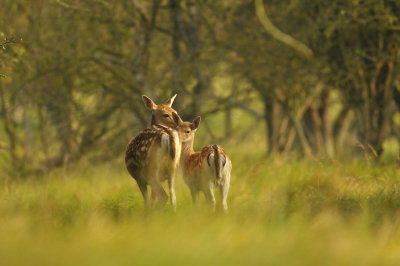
left=183, top=145, right=229, bottom=184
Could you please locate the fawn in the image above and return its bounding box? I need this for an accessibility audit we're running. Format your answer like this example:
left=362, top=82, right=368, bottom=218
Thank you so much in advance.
left=177, top=116, right=232, bottom=212
left=125, top=94, right=182, bottom=210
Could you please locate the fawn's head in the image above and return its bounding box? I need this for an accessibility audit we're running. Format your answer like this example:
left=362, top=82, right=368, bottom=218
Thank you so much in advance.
left=174, top=115, right=201, bottom=143
left=142, top=94, right=180, bottom=128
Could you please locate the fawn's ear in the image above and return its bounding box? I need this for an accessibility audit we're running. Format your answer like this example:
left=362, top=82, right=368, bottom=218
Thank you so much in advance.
left=165, top=94, right=177, bottom=107
left=191, top=116, right=201, bottom=130
left=172, top=112, right=183, bottom=126
left=142, top=95, right=156, bottom=111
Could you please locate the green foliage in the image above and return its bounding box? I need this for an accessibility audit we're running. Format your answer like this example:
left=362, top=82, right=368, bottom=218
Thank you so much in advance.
left=0, top=0, right=400, bottom=173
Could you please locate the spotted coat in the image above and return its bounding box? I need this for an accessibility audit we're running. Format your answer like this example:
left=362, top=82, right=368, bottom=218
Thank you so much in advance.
left=125, top=124, right=179, bottom=183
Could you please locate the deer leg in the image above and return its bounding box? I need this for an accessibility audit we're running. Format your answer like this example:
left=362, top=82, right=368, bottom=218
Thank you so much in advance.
left=150, top=188, right=157, bottom=207
left=137, top=181, right=149, bottom=209
left=204, top=183, right=216, bottom=212
left=150, top=181, right=168, bottom=207
left=190, top=187, right=199, bottom=206
left=219, top=182, right=230, bottom=213
left=168, top=177, right=177, bottom=212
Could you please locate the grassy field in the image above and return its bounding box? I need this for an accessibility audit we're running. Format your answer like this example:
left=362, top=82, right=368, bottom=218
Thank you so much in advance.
left=1, top=141, right=400, bottom=265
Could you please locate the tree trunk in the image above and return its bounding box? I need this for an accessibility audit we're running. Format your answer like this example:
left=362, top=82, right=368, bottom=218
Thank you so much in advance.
left=321, top=90, right=335, bottom=157
left=357, top=61, right=395, bottom=157
left=291, top=114, right=312, bottom=157
left=0, top=84, right=18, bottom=171
left=225, top=107, right=232, bottom=138
left=264, top=98, right=279, bottom=154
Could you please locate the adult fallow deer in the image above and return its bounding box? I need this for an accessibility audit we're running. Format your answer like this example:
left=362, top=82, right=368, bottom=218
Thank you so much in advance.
left=125, top=94, right=181, bottom=210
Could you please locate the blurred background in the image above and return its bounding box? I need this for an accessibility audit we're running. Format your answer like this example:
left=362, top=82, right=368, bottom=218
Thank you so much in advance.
left=1, top=0, right=400, bottom=177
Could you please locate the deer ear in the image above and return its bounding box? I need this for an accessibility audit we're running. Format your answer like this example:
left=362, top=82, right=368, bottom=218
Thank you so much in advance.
left=172, top=112, right=183, bottom=126
left=191, top=116, right=201, bottom=130
left=142, top=95, right=156, bottom=111
left=165, top=94, right=177, bottom=107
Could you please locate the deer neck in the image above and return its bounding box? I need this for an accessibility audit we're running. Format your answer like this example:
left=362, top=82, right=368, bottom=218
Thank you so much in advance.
left=181, top=136, right=195, bottom=161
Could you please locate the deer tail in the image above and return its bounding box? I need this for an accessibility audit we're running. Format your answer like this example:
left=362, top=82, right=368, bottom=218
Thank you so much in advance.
left=212, top=145, right=222, bottom=180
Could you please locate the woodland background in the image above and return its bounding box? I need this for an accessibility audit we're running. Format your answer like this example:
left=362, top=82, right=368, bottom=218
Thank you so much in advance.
left=1, top=0, right=400, bottom=178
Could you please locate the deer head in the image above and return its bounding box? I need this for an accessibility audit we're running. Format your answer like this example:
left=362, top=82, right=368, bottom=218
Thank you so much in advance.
left=142, top=94, right=180, bottom=128
left=175, top=115, right=201, bottom=143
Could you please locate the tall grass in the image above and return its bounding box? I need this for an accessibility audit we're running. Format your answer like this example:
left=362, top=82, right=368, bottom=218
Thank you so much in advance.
left=1, top=140, right=400, bottom=265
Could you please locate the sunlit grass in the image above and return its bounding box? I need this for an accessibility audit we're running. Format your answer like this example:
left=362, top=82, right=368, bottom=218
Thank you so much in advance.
left=1, top=140, right=400, bottom=265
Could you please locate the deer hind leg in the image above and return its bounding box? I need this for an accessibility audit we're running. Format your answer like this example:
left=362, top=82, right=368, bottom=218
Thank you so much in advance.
left=220, top=181, right=230, bottom=213
left=136, top=180, right=150, bottom=209
left=204, top=183, right=216, bottom=212
left=150, top=188, right=157, bottom=207
left=150, top=180, right=168, bottom=207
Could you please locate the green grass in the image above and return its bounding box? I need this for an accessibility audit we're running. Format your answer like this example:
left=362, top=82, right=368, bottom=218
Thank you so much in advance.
left=1, top=142, right=400, bottom=265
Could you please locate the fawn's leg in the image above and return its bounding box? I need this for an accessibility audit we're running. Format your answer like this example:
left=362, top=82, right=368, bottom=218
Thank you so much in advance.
left=190, top=187, right=199, bottom=206
left=220, top=182, right=230, bottom=213
left=204, top=183, right=216, bottom=212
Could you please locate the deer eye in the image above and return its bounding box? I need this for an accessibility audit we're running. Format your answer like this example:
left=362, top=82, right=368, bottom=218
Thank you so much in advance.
left=163, top=114, right=169, bottom=118
left=186, top=130, right=190, bottom=134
